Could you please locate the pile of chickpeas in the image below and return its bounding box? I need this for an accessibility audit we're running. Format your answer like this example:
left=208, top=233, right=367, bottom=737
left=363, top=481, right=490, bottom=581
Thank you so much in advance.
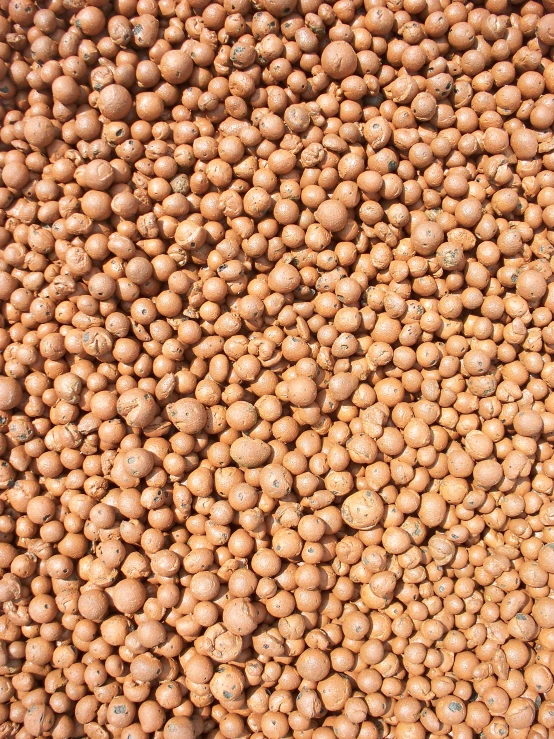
left=2, top=0, right=554, bottom=736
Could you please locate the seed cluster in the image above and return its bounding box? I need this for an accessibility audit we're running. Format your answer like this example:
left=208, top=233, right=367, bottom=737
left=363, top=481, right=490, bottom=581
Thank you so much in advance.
left=1, top=0, right=554, bottom=737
